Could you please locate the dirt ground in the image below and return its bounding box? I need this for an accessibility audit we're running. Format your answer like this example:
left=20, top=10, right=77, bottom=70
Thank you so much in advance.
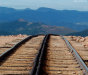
left=64, top=36, right=88, bottom=48
left=0, top=34, right=28, bottom=47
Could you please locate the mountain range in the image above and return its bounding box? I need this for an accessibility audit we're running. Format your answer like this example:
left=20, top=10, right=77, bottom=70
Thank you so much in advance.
left=0, top=19, right=75, bottom=35
left=0, top=7, right=88, bottom=31
left=67, top=29, right=88, bottom=37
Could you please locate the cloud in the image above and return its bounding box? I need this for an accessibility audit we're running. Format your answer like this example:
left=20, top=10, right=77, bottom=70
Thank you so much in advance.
left=0, top=0, right=88, bottom=11
left=73, top=0, right=88, bottom=2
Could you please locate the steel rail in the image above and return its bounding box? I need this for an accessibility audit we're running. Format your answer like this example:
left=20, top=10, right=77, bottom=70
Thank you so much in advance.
left=0, top=35, right=43, bottom=65
left=31, top=34, right=50, bottom=75
left=62, top=36, right=88, bottom=75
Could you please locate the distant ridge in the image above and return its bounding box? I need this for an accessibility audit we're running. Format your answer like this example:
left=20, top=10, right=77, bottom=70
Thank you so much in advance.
left=0, top=7, right=88, bottom=31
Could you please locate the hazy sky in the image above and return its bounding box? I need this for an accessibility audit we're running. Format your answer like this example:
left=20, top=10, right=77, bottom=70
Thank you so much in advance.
left=0, top=0, right=88, bottom=11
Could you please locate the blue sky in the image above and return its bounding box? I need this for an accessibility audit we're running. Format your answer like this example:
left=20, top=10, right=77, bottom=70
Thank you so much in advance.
left=0, top=0, right=88, bottom=11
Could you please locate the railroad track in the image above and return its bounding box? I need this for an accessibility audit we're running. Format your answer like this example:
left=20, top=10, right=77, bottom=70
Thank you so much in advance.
left=0, top=34, right=88, bottom=75
left=0, top=35, right=44, bottom=74
left=64, top=36, right=88, bottom=72
left=31, top=35, right=88, bottom=75
left=0, top=38, right=25, bottom=55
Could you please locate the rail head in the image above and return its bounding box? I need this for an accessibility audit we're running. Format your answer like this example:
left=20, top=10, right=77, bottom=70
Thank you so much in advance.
left=31, top=34, right=50, bottom=75
left=62, top=36, right=88, bottom=75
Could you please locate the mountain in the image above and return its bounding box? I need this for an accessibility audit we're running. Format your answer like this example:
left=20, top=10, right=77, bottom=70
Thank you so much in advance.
left=0, top=31, right=11, bottom=35
left=0, top=7, right=88, bottom=31
left=67, top=29, right=88, bottom=37
left=0, top=19, right=75, bottom=35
